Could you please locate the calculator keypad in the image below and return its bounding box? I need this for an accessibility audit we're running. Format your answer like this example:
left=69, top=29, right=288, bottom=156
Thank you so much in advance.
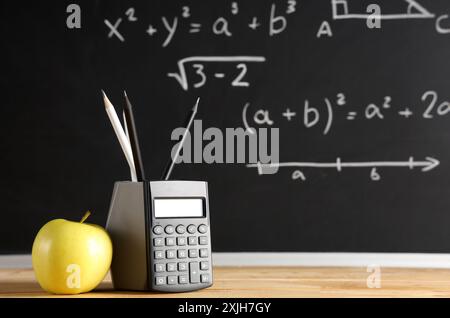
left=152, top=223, right=211, bottom=288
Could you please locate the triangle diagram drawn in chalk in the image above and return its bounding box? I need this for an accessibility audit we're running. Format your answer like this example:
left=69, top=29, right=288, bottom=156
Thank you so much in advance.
left=332, top=0, right=436, bottom=20
left=406, top=0, right=433, bottom=16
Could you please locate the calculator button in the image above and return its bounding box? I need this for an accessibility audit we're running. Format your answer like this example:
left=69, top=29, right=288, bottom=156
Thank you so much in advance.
left=187, top=224, right=197, bottom=234
left=153, top=238, right=164, bottom=247
left=199, top=236, right=208, bottom=245
left=166, top=237, right=175, bottom=246
left=155, top=276, right=166, bottom=285
left=188, top=236, right=197, bottom=245
left=201, top=274, right=210, bottom=283
left=154, top=251, right=164, bottom=259
left=165, top=225, right=175, bottom=234
left=178, top=249, right=187, bottom=258
left=168, top=276, right=177, bottom=285
left=200, top=262, right=209, bottom=270
left=199, top=249, right=208, bottom=258
left=189, top=249, right=198, bottom=258
left=177, top=237, right=186, bottom=246
left=155, top=264, right=165, bottom=272
left=198, top=224, right=207, bottom=234
left=189, top=262, right=200, bottom=283
left=179, top=275, right=189, bottom=284
left=153, top=226, right=163, bottom=235
left=176, top=225, right=186, bottom=234
left=167, top=263, right=177, bottom=272
left=178, top=262, right=188, bottom=271
left=166, top=250, right=176, bottom=259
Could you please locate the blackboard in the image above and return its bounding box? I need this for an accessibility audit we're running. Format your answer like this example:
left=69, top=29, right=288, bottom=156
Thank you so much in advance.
left=1, top=0, right=450, bottom=254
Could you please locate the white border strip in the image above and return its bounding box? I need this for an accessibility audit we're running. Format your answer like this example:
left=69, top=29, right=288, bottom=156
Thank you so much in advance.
left=2, top=253, right=450, bottom=269
left=213, top=253, right=450, bottom=268
left=0, top=255, right=32, bottom=269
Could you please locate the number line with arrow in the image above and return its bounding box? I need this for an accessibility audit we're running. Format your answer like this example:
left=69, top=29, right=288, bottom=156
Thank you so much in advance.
left=246, top=157, right=440, bottom=174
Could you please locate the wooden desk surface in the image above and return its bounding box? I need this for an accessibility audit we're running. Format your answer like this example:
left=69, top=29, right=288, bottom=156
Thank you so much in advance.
left=2, top=267, right=450, bottom=298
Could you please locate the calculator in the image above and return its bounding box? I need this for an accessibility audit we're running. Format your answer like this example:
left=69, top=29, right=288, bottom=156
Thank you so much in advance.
left=148, top=180, right=213, bottom=292
left=106, top=180, right=213, bottom=292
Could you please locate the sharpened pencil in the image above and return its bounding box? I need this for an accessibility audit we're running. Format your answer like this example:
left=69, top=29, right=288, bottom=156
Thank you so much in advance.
left=101, top=90, right=137, bottom=182
left=123, top=110, right=138, bottom=181
left=162, top=97, right=200, bottom=180
left=123, top=91, right=146, bottom=181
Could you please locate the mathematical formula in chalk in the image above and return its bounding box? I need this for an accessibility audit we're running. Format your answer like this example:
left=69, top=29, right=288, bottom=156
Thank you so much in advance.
left=242, top=90, right=450, bottom=136
left=103, top=0, right=449, bottom=45
left=104, top=2, right=297, bottom=45
left=98, top=1, right=449, bottom=184
left=167, top=56, right=266, bottom=91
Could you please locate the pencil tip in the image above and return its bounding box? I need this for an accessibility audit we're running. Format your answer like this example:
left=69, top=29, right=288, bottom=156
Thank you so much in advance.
left=193, top=97, right=200, bottom=112
left=124, top=91, right=132, bottom=108
left=101, top=90, right=111, bottom=108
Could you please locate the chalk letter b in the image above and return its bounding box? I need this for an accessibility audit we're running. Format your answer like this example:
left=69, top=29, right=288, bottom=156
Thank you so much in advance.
left=304, top=100, right=319, bottom=128
left=269, top=4, right=287, bottom=36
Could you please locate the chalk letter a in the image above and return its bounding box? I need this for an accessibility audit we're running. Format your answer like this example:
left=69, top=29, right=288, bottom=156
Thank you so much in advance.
left=317, top=21, right=332, bottom=38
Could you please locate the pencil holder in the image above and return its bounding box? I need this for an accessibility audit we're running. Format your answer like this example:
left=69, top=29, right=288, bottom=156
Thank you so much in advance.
left=106, top=181, right=148, bottom=290
left=106, top=180, right=212, bottom=292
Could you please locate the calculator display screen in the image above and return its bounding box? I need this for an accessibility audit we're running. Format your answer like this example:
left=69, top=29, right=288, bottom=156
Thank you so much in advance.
left=154, top=198, right=204, bottom=218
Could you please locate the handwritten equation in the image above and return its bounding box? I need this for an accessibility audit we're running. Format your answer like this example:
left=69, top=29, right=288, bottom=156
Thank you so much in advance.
left=98, top=1, right=449, bottom=183
left=242, top=90, right=450, bottom=135
left=104, top=2, right=297, bottom=46
left=103, top=1, right=450, bottom=45
left=168, top=56, right=266, bottom=91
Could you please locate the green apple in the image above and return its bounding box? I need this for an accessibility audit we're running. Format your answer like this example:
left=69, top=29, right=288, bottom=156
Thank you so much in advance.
left=32, top=211, right=113, bottom=294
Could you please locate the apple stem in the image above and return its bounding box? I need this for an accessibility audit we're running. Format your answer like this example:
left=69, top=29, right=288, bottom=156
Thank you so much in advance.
left=80, top=211, right=91, bottom=223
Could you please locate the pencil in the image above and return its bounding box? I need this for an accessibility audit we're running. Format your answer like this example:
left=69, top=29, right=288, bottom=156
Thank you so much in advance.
left=123, top=110, right=138, bottom=182
left=162, top=97, right=200, bottom=180
left=123, top=91, right=146, bottom=181
left=101, top=90, right=137, bottom=182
